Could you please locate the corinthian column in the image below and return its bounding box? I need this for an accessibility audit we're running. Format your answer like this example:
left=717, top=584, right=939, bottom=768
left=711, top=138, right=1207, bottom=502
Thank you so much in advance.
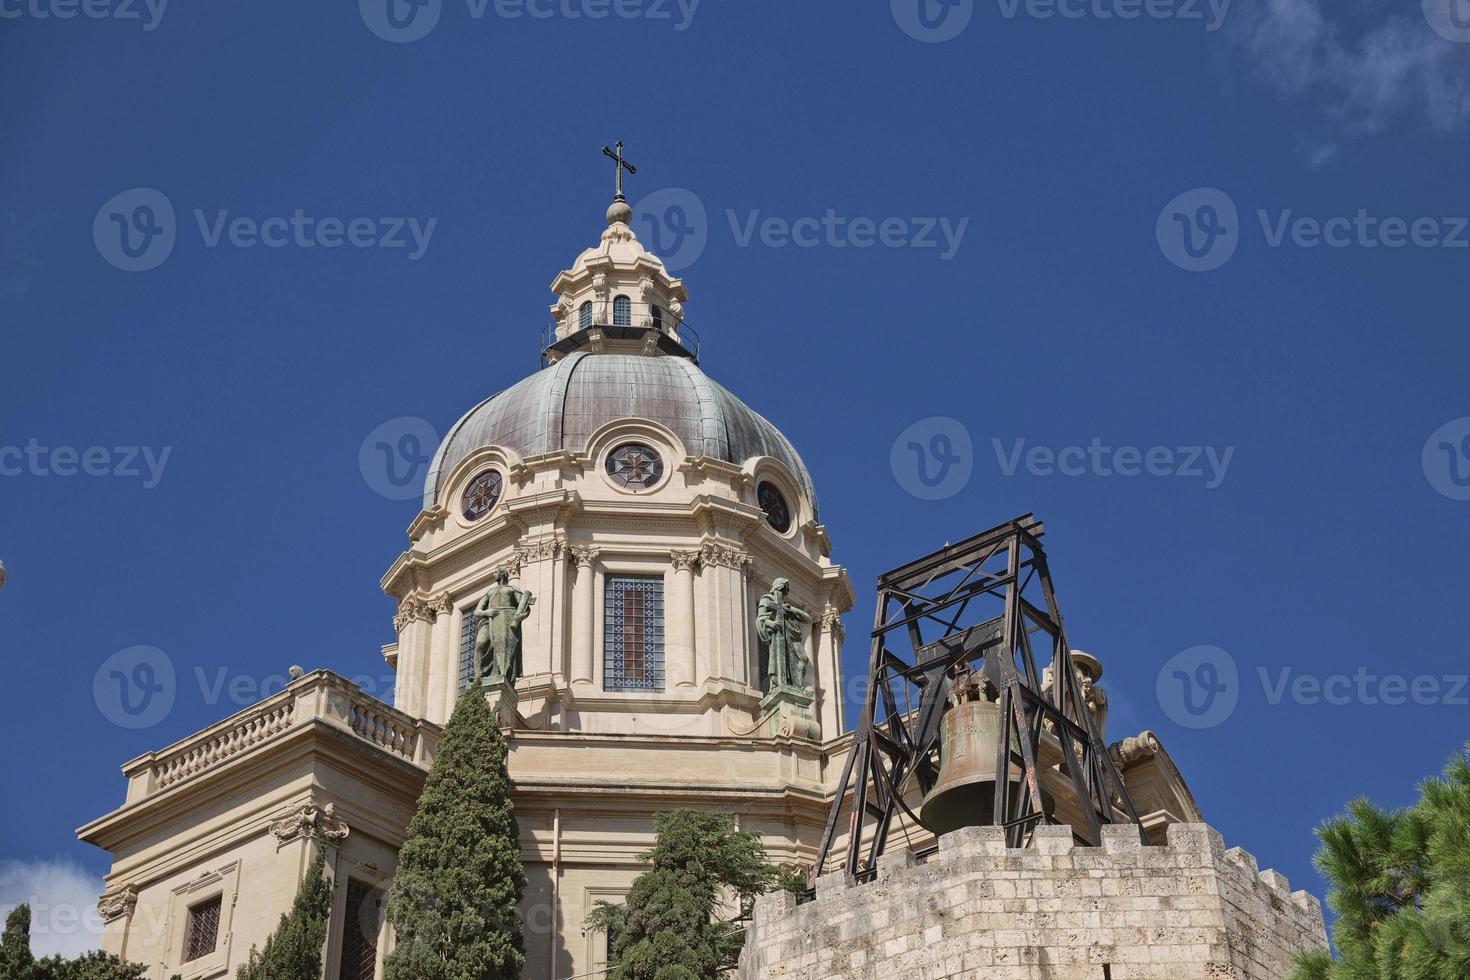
left=426, top=593, right=455, bottom=725
left=392, top=595, right=435, bottom=717
left=816, top=610, right=846, bottom=736
left=569, top=547, right=599, bottom=686
left=668, top=551, right=700, bottom=688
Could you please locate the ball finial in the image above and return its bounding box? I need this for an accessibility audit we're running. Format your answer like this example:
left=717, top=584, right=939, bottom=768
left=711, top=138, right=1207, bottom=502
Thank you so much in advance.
left=606, top=199, right=633, bottom=226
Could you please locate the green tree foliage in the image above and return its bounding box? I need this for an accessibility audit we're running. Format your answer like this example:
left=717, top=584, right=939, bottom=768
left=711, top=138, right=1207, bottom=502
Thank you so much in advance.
left=236, top=843, right=333, bottom=980
left=1292, top=745, right=1470, bottom=980
left=0, top=907, right=36, bottom=980
left=384, top=685, right=525, bottom=980
left=0, top=905, right=156, bottom=980
left=587, top=809, right=787, bottom=979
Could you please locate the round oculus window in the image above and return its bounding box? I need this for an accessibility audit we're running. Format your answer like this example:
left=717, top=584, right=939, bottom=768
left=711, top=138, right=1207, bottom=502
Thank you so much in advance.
left=461, top=469, right=504, bottom=521
left=606, top=443, right=665, bottom=491
left=758, top=481, right=792, bottom=533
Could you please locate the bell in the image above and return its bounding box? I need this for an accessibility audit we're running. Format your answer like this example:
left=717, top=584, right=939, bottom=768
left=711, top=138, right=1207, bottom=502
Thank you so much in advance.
left=921, top=686, right=1054, bottom=837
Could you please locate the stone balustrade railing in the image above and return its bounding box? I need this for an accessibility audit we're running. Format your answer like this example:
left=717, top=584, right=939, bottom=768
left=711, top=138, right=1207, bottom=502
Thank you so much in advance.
left=121, top=671, right=440, bottom=802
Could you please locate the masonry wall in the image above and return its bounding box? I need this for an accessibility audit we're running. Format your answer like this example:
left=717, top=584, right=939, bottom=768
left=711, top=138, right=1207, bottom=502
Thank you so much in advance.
left=737, top=823, right=1327, bottom=980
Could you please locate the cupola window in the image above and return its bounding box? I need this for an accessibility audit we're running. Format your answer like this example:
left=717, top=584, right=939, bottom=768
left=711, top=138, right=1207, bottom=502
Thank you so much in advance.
left=613, top=294, right=631, bottom=326
left=758, top=481, right=793, bottom=533
left=606, top=443, right=664, bottom=491
left=461, top=469, right=503, bottom=521
left=579, top=301, right=593, bottom=329
left=651, top=305, right=663, bottom=331
left=604, top=574, right=664, bottom=692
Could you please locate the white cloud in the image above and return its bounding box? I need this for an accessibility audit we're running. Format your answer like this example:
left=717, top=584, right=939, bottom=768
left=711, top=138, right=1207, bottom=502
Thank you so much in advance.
left=0, top=859, right=107, bottom=959
left=1227, top=0, right=1470, bottom=162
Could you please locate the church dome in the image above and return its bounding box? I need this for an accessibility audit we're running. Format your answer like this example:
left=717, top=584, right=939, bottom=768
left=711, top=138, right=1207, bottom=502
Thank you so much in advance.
left=424, top=351, right=819, bottom=517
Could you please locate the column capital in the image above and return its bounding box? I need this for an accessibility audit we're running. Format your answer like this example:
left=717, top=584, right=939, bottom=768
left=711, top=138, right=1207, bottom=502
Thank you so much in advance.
left=393, top=594, right=435, bottom=633
left=820, top=610, right=846, bottom=642
left=570, top=545, right=601, bottom=569
left=699, top=543, right=752, bottom=571
left=670, top=549, right=701, bottom=572
left=431, top=592, right=454, bottom=615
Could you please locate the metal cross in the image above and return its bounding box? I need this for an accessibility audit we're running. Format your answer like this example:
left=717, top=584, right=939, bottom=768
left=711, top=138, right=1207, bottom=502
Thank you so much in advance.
left=601, top=141, right=637, bottom=201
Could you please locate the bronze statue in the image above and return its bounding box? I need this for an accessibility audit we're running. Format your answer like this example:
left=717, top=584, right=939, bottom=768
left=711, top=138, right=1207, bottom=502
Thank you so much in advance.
left=757, top=577, right=813, bottom=691
left=473, top=566, right=535, bottom=686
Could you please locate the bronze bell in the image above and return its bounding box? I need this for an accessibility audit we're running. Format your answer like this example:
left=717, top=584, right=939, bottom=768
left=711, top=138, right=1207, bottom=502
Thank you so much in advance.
left=920, top=681, right=1054, bottom=837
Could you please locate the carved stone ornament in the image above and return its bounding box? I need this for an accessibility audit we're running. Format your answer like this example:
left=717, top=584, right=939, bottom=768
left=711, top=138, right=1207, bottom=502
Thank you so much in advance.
left=669, top=549, right=701, bottom=572
left=819, top=610, right=846, bottom=643
left=270, top=801, right=350, bottom=845
left=97, top=885, right=138, bottom=923
left=1110, top=731, right=1163, bottom=769
left=393, top=594, right=434, bottom=633
left=699, top=543, right=751, bottom=571
left=516, top=538, right=565, bottom=564
left=570, top=546, right=601, bottom=568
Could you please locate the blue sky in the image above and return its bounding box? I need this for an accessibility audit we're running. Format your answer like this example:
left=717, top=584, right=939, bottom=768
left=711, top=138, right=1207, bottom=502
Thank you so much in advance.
left=3, top=0, right=1470, bottom=954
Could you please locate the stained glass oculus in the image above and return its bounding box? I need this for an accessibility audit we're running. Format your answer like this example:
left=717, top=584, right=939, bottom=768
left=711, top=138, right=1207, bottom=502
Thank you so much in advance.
left=606, top=443, right=664, bottom=491
left=757, top=481, right=792, bottom=533
left=604, top=575, right=664, bottom=692
left=461, top=469, right=503, bottom=521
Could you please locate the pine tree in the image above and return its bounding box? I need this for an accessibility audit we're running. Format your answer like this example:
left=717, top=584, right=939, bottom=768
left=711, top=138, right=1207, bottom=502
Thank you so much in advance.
left=0, top=906, right=35, bottom=980
left=1291, top=744, right=1470, bottom=980
left=587, top=809, right=787, bottom=980
left=384, top=685, right=525, bottom=980
left=236, top=843, right=333, bottom=980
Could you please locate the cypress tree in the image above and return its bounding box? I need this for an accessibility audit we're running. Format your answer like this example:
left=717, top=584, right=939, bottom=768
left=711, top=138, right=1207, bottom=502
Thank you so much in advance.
left=1292, top=744, right=1470, bottom=980
left=235, top=843, right=333, bottom=980
left=587, top=809, right=787, bottom=980
left=384, top=685, right=525, bottom=980
left=0, top=906, right=35, bottom=980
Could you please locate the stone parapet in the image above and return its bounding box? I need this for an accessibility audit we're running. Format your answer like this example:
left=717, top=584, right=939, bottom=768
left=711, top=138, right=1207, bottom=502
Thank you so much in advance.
left=738, top=822, right=1327, bottom=980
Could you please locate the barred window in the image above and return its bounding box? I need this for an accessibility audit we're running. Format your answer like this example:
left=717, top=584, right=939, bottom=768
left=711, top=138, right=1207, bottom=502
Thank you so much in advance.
left=338, top=879, right=379, bottom=980
left=183, top=895, right=221, bottom=963
left=613, top=294, right=631, bottom=326
left=459, top=607, right=478, bottom=694
left=579, top=301, right=593, bottom=329
left=604, top=575, right=664, bottom=692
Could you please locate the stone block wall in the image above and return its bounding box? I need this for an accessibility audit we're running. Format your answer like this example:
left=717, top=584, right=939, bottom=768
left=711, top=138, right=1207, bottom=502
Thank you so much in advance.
left=737, top=823, right=1327, bottom=980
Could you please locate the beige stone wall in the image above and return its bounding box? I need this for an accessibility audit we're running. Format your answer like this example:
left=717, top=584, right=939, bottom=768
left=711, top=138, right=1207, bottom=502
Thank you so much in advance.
left=737, top=822, right=1327, bottom=980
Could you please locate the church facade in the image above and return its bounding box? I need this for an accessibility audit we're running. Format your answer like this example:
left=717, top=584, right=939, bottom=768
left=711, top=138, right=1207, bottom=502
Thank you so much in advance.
left=78, top=175, right=1252, bottom=980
